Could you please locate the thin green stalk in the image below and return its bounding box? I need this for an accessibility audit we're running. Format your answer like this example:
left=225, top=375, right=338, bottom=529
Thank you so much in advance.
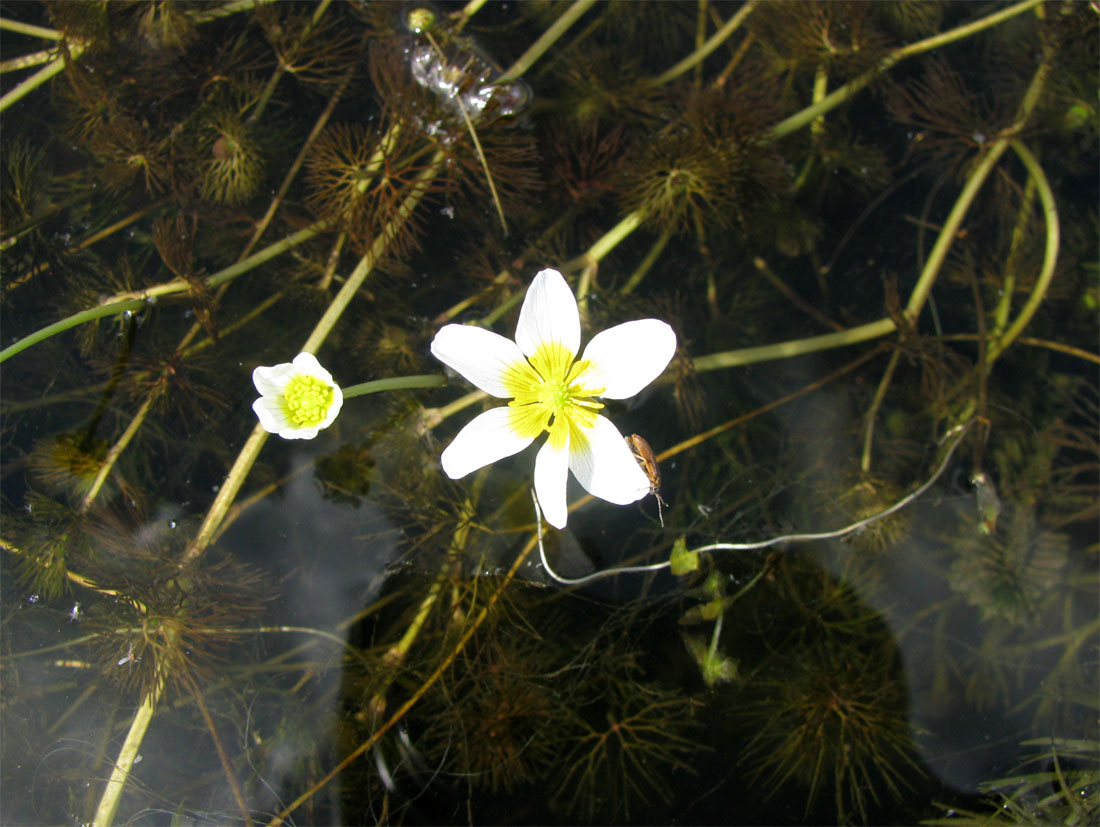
left=91, top=677, right=164, bottom=827
left=0, top=18, right=60, bottom=39
left=184, top=152, right=445, bottom=564
left=987, top=141, right=1059, bottom=365
left=571, top=210, right=643, bottom=269
left=621, top=231, right=670, bottom=295
left=343, top=375, right=447, bottom=397
left=0, top=43, right=83, bottom=112
left=0, top=222, right=325, bottom=363
left=904, top=142, right=1010, bottom=323
left=767, top=0, right=1043, bottom=141
left=651, top=0, right=759, bottom=86
left=79, top=393, right=157, bottom=512
left=991, top=176, right=1038, bottom=337
left=860, top=349, right=902, bottom=474
left=496, top=0, right=597, bottom=84
left=691, top=318, right=897, bottom=373
left=0, top=48, right=56, bottom=72
left=0, top=299, right=147, bottom=363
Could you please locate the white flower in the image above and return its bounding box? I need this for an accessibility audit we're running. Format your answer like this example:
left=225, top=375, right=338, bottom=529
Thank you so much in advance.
left=430, top=268, right=676, bottom=529
left=252, top=352, right=343, bottom=440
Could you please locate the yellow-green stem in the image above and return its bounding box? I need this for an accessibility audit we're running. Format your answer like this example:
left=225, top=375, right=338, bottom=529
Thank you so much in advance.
left=987, top=141, right=1059, bottom=365
left=0, top=42, right=84, bottom=112
left=767, top=0, right=1043, bottom=141
left=651, top=0, right=759, bottom=86
left=621, top=231, right=671, bottom=294
left=496, top=0, right=597, bottom=84
left=991, top=175, right=1037, bottom=337
left=79, top=393, right=157, bottom=513
left=184, top=152, right=445, bottom=564
left=91, top=677, right=164, bottom=827
left=343, top=375, right=447, bottom=397
left=0, top=18, right=60, bottom=39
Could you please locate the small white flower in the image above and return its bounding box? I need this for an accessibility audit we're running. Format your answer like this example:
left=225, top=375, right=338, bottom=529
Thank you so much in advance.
left=252, top=352, right=343, bottom=440
left=431, top=268, right=676, bottom=529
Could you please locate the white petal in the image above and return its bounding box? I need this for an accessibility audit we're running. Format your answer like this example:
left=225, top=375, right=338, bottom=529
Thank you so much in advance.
left=253, top=396, right=290, bottom=434
left=291, top=351, right=335, bottom=385
left=440, top=407, right=535, bottom=479
left=280, top=425, right=321, bottom=440
left=515, top=268, right=580, bottom=359
left=534, top=437, right=571, bottom=529
left=431, top=325, right=530, bottom=398
left=253, top=362, right=295, bottom=397
left=580, top=319, right=676, bottom=399
left=569, top=415, right=651, bottom=505
left=319, top=384, right=344, bottom=429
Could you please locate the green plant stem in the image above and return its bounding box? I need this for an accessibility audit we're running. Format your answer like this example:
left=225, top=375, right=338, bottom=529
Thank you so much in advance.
left=0, top=48, right=56, bottom=72
left=571, top=210, right=643, bottom=269
left=343, top=375, right=447, bottom=398
left=621, top=231, right=670, bottom=295
left=904, top=143, right=1010, bottom=324
left=91, top=677, right=164, bottom=827
left=651, top=0, right=759, bottom=86
left=0, top=222, right=325, bottom=363
left=79, top=393, right=157, bottom=513
left=186, top=0, right=275, bottom=24
left=0, top=18, right=60, bottom=39
left=767, top=0, right=1044, bottom=141
left=991, top=175, right=1038, bottom=337
left=496, top=0, right=597, bottom=84
left=691, top=318, right=897, bottom=373
left=184, top=152, right=445, bottom=565
left=0, top=42, right=83, bottom=112
left=860, top=349, right=902, bottom=474
left=0, top=299, right=147, bottom=363
left=987, top=141, right=1059, bottom=365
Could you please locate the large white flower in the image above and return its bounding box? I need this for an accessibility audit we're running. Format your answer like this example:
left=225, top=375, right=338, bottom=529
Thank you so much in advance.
left=252, top=352, right=343, bottom=440
left=431, top=268, right=676, bottom=528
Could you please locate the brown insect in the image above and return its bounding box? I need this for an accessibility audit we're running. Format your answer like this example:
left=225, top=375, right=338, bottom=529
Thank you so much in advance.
left=626, top=433, right=667, bottom=526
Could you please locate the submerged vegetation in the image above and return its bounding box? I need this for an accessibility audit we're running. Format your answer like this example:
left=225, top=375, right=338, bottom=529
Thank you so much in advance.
left=1, top=1, right=1096, bottom=825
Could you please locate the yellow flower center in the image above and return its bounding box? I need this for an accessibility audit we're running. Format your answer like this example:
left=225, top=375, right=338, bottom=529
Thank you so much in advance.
left=283, top=375, right=334, bottom=428
left=502, top=341, right=605, bottom=450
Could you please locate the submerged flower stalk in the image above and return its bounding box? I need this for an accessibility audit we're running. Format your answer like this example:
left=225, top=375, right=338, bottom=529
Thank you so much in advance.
left=431, top=268, right=676, bottom=528
left=252, top=352, right=343, bottom=439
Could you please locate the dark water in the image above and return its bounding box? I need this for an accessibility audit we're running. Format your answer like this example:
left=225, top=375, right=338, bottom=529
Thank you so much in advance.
left=2, top=2, right=1097, bottom=825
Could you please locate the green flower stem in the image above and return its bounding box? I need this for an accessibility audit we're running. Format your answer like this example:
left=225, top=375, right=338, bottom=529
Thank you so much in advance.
left=987, top=141, right=1059, bottom=365
left=420, top=389, right=488, bottom=430
left=991, top=175, right=1038, bottom=337
left=767, top=0, right=1043, bottom=142
left=904, top=143, right=1010, bottom=323
left=650, top=0, right=759, bottom=87
left=0, top=48, right=57, bottom=72
left=860, top=348, right=902, bottom=474
left=571, top=210, right=644, bottom=269
left=343, top=375, right=447, bottom=398
left=186, top=0, right=275, bottom=24
left=0, top=42, right=83, bottom=113
left=0, top=18, right=60, bottom=39
left=248, top=0, right=334, bottom=125
left=91, top=676, right=164, bottom=827
left=185, top=152, right=445, bottom=565
left=495, top=0, right=597, bottom=84
left=79, top=392, right=158, bottom=513
left=691, top=318, right=897, bottom=373
left=0, top=221, right=325, bottom=363
left=620, top=231, right=671, bottom=295
left=0, top=299, right=147, bottom=363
